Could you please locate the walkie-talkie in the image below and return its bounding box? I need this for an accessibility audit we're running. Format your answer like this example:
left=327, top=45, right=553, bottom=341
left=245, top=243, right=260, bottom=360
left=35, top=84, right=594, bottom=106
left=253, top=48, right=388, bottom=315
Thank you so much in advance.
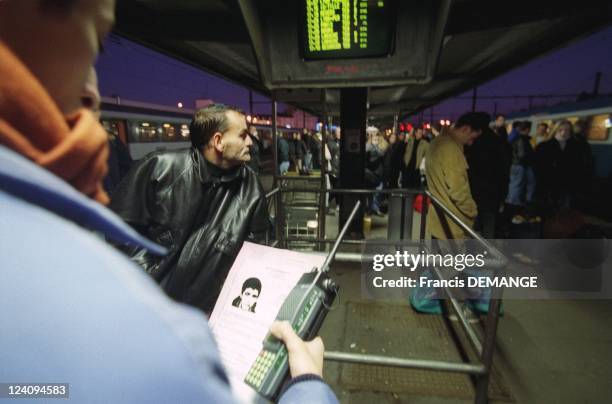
left=244, top=201, right=361, bottom=400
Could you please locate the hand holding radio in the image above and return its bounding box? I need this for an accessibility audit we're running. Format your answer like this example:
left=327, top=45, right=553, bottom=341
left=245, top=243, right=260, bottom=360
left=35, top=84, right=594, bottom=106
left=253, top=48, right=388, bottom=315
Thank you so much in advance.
left=270, top=321, right=324, bottom=378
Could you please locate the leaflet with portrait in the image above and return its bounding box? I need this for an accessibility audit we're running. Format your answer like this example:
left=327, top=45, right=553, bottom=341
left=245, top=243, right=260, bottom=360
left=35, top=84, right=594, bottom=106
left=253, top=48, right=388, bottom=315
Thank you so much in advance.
left=208, top=242, right=326, bottom=403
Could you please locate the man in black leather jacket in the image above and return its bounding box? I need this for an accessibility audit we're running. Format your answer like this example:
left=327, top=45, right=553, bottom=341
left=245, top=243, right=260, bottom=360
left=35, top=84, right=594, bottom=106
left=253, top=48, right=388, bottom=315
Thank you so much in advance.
left=111, top=104, right=270, bottom=313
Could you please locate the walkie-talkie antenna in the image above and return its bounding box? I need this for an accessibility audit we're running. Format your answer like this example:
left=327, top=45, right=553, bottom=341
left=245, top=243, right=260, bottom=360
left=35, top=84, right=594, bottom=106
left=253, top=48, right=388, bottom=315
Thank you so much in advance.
left=320, top=200, right=361, bottom=273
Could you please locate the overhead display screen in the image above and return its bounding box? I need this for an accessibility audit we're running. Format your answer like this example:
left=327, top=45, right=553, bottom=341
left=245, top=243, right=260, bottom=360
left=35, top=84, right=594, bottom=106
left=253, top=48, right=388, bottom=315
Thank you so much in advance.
left=300, top=0, right=396, bottom=60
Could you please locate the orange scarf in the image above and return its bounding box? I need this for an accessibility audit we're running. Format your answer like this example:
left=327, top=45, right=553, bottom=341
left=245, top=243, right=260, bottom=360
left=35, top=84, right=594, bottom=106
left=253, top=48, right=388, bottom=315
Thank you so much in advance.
left=0, top=41, right=109, bottom=205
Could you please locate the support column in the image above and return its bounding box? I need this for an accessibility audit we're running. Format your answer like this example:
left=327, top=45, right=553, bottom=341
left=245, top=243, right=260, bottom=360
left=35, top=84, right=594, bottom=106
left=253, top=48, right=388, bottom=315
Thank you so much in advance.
left=339, top=88, right=367, bottom=237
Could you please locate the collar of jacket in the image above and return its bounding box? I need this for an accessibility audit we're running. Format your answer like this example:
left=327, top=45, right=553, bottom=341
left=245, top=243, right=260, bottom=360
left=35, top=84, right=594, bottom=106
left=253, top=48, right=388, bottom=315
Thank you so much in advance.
left=193, top=148, right=245, bottom=184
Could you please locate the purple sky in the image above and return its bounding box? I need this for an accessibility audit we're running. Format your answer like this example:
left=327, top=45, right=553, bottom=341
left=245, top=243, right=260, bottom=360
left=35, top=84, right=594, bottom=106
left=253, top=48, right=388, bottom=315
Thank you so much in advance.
left=96, top=35, right=274, bottom=114
left=96, top=25, right=612, bottom=121
left=426, top=25, right=612, bottom=121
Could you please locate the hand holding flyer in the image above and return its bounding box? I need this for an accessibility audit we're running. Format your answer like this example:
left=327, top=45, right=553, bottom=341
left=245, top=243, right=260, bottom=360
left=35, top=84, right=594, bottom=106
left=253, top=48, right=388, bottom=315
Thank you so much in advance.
left=208, top=242, right=326, bottom=402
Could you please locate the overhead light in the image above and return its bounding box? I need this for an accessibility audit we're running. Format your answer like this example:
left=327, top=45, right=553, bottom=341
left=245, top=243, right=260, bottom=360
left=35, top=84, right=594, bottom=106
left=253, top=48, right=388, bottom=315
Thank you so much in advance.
left=177, top=102, right=183, bottom=108
left=247, top=115, right=252, bottom=122
left=141, top=122, right=150, bottom=127
left=163, top=123, right=171, bottom=128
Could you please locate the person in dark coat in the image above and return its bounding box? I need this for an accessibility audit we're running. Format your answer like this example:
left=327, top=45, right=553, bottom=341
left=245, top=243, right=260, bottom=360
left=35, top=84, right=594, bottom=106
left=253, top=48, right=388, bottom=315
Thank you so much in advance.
left=309, top=131, right=322, bottom=170
left=534, top=120, right=593, bottom=215
left=111, top=104, right=270, bottom=313
left=277, top=133, right=290, bottom=175
left=464, top=113, right=508, bottom=238
left=246, top=124, right=262, bottom=175
left=295, top=132, right=308, bottom=174
left=103, top=134, right=132, bottom=196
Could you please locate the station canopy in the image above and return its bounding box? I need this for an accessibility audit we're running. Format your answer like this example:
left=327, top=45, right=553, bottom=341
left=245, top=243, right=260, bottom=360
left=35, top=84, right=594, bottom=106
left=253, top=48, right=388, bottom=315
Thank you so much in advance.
left=115, top=0, right=612, bottom=120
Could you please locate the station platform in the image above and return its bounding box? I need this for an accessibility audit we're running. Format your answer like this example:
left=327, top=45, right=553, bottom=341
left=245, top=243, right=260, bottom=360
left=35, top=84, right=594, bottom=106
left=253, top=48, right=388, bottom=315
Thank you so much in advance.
left=316, top=212, right=612, bottom=403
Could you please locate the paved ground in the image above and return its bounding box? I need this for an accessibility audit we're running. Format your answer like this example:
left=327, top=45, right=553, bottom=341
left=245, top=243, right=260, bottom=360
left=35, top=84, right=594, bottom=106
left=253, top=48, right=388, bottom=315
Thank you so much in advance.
left=319, top=259, right=612, bottom=403
left=264, top=175, right=612, bottom=403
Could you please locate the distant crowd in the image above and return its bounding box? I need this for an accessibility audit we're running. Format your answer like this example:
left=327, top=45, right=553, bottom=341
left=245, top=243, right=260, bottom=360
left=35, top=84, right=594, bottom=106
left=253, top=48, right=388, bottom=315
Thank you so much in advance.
left=273, top=113, right=594, bottom=238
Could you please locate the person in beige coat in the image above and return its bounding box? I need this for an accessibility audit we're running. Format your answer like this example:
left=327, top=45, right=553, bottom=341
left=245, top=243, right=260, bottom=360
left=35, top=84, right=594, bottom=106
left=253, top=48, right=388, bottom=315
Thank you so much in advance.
left=425, top=113, right=486, bottom=239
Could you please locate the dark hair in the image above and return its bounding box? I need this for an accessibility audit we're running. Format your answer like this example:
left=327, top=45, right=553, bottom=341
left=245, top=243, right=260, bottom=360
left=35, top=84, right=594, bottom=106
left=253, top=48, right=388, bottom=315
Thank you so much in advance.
left=40, top=0, right=77, bottom=13
left=518, top=121, right=531, bottom=131
left=241, top=277, right=262, bottom=294
left=454, top=112, right=490, bottom=133
left=190, top=104, right=244, bottom=149
left=538, top=122, right=549, bottom=129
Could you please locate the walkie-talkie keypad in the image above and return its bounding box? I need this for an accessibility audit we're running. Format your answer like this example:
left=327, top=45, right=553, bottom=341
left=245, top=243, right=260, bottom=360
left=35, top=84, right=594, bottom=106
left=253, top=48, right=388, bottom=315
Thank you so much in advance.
left=245, top=347, right=286, bottom=389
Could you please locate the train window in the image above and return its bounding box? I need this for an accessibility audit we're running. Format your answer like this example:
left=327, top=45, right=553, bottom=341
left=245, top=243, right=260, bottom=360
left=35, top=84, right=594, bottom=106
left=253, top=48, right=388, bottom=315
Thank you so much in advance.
left=101, top=119, right=120, bottom=137
left=161, top=123, right=177, bottom=141
left=180, top=124, right=190, bottom=139
left=586, top=114, right=610, bottom=141
left=131, top=121, right=161, bottom=142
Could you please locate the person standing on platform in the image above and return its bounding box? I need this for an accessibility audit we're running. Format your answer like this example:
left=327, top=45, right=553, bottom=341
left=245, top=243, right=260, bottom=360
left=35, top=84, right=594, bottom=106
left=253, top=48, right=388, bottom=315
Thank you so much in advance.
left=465, top=113, right=508, bottom=238
left=493, top=114, right=508, bottom=142
left=506, top=121, right=536, bottom=223
left=278, top=132, right=290, bottom=175
left=326, top=127, right=341, bottom=210
left=411, top=113, right=483, bottom=315
left=425, top=113, right=482, bottom=239
left=534, top=120, right=593, bottom=214
left=534, top=122, right=550, bottom=146
left=80, top=68, right=132, bottom=197
left=247, top=124, right=262, bottom=175
left=401, top=127, right=428, bottom=188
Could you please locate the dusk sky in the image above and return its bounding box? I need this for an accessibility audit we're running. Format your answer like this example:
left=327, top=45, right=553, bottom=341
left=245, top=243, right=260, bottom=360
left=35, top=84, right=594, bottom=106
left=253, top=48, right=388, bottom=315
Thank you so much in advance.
left=96, top=24, right=612, bottom=123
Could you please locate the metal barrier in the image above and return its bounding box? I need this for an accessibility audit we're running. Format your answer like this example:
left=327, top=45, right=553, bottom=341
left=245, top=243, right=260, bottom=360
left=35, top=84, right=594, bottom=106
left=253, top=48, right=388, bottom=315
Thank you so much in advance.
left=264, top=187, right=279, bottom=246
left=278, top=187, right=424, bottom=248
left=263, top=100, right=505, bottom=402
left=267, top=183, right=506, bottom=404
left=422, top=190, right=506, bottom=403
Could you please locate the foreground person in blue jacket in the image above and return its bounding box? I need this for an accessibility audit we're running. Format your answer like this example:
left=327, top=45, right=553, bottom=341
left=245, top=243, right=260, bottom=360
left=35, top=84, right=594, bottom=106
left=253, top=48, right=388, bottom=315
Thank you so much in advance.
left=0, top=1, right=337, bottom=402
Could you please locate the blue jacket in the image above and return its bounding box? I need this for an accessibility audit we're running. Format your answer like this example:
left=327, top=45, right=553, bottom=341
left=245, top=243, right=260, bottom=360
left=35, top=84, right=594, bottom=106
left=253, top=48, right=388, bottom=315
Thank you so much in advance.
left=0, top=145, right=337, bottom=404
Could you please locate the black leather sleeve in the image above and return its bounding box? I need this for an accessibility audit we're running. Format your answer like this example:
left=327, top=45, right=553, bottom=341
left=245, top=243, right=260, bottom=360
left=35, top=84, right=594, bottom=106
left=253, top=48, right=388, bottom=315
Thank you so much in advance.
left=247, top=194, right=272, bottom=244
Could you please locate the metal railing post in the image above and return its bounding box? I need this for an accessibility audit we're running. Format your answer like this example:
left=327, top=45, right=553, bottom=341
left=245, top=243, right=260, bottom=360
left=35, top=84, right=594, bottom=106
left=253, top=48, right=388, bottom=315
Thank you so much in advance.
left=271, top=99, right=285, bottom=247
left=420, top=191, right=428, bottom=243
left=475, top=287, right=504, bottom=404
left=318, top=94, right=328, bottom=251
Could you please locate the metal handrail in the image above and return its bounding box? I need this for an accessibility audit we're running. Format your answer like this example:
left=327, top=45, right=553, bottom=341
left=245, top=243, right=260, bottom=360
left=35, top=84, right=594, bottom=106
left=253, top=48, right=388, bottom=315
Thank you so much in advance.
left=277, top=175, right=323, bottom=180
left=425, top=190, right=508, bottom=269
left=324, top=351, right=486, bottom=375
left=265, top=187, right=280, bottom=200
left=281, top=187, right=423, bottom=195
